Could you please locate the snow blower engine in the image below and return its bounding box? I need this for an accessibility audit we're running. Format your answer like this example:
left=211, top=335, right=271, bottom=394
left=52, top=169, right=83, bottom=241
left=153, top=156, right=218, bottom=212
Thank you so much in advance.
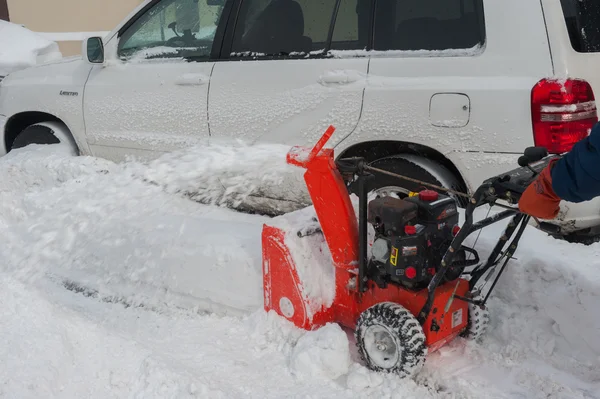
left=366, top=189, right=474, bottom=291
left=262, top=126, right=560, bottom=378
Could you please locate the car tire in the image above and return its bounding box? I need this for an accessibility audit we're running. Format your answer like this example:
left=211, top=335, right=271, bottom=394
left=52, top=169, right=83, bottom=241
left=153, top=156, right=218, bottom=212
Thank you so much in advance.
left=11, top=121, right=78, bottom=155
left=348, top=154, right=464, bottom=204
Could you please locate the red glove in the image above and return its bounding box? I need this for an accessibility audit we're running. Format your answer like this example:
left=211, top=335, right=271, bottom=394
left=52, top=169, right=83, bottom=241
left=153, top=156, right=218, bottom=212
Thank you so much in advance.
left=518, top=160, right=561, bottom=219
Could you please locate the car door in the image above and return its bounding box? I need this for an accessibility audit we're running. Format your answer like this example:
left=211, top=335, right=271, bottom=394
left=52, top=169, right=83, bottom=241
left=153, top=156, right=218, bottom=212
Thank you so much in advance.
left=83, top=0, right=229, bottom=162
left=341, top=0, right=489, bottom=158
left=208, top=0, right=370, bottom=149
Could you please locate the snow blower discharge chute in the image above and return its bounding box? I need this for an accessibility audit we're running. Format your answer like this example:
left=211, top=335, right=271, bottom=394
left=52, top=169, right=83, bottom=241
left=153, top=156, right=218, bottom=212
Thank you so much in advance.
left=262, top=126, right=559, bottom=378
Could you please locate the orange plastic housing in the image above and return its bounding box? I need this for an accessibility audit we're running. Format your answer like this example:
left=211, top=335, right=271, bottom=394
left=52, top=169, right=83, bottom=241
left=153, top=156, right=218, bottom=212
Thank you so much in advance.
left=262, top=126, right=469, bottom=349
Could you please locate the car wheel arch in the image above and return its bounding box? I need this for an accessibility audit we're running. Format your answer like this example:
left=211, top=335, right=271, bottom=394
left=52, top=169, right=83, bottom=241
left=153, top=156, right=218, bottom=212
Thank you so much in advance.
left=336, top=140, right=470, bottom=195
left=4, top=112, right=78, bottom=153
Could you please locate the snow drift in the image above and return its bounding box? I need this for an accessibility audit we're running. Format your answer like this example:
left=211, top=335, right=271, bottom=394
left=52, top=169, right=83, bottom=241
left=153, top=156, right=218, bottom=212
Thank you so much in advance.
left=0, top=142, right=599, bottom=398
left=0, top=144, right=270, bottom=315
left=0, top=20, right=63, bottom=76
left=129, top=139, right=312, bottom=216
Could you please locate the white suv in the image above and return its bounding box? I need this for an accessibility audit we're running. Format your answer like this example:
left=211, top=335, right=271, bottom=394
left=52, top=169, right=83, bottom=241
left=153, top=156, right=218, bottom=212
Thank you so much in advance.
left=1, top=0, right=599, bottom=242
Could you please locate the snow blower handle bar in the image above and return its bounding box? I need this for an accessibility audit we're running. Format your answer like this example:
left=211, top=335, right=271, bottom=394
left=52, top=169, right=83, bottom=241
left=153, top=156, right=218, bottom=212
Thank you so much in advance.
left=417, top=151, right=561, bottom=320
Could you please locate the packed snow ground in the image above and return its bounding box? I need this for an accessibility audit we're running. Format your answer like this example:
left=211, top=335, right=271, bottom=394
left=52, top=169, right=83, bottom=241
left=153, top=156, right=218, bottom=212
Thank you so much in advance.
left=0, top=144, right=599, bottom=398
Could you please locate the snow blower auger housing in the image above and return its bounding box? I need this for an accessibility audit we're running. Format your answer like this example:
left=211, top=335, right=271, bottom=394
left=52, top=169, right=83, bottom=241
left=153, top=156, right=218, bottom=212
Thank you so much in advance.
left=262, top=126, right=559, bottom=378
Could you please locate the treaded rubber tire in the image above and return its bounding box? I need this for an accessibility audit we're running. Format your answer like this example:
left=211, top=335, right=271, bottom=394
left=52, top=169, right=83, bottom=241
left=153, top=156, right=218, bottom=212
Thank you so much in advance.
left=461, top=302, right=491, bottom=342
left=355, top=302, right=427, bottom=378
left=11, top=124, right=60, bottom=150
left=348, top=155, right=464, bottom=205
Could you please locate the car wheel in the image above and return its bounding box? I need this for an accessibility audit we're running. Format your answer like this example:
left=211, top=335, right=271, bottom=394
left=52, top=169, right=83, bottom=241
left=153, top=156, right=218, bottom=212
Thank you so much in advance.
left=348, top=155, right=464, bottom=204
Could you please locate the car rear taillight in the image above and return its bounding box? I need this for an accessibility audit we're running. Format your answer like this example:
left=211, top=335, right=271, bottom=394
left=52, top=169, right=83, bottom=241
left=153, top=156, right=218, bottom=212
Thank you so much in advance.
left=531, top=78, right=598, bottom=154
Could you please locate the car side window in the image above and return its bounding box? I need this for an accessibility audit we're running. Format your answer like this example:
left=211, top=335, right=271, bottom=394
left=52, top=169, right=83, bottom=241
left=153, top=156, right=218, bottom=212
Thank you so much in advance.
left=373, top=0, right=485, bottom=52
left=118, top=0, right=225, bottom=60
left=330, top=0, right=370, bottom=51
left=230, top=0, right=338, bottom=57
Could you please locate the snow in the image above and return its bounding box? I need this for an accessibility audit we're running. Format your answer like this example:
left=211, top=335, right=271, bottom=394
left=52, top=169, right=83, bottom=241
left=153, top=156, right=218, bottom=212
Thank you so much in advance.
left=0, top=21, right=63, bottom=76
left=267, top=205, right=337, bottom=315
left=540, top=101, right=597, bottom=114
left=127, top=46, right=189, bottom=62
left=328, top=43, right=485, bottom=59
left=128, top=138, right=310, bottom=214
left=289, top=323, right=352, bottom=381
left=1, top=142, right=600, bottom=398
left=0, top=144, right=267, bottom=315
left=227, top=45, right=484, bottom=60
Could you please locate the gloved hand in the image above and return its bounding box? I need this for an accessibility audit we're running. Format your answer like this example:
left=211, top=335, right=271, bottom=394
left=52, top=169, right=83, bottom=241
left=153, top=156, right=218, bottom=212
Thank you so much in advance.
left=518, top=159, right=561, bottom=219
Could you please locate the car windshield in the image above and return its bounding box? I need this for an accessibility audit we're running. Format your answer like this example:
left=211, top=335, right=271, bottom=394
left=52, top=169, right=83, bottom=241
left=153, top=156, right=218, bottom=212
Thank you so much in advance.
left=560, top=0, right=600, bottom=53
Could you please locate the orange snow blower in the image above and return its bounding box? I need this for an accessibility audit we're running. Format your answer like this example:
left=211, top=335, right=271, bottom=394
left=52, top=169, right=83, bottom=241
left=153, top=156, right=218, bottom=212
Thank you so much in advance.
left=262, top=126, right=559, bottom=377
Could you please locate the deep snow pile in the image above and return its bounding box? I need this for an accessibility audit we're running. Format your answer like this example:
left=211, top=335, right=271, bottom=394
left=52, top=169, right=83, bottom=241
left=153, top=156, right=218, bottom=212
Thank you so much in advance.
left=0, top=144, right=599, bottom=398
left=0, top=20, right=63, bottom=76
left=130, top=138, right=312, bottom=215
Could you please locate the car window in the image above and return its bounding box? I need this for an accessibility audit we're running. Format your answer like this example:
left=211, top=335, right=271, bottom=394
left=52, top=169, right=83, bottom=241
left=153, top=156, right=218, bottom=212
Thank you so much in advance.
left=560, top=0, right=600, bottom=53
left=118, top=0, right=225, bottom=60
left=373, top=0, right=485, bottom=52
left=230, top=0, right=338, bottom=57
left=330, top=0, right=370, bottom=51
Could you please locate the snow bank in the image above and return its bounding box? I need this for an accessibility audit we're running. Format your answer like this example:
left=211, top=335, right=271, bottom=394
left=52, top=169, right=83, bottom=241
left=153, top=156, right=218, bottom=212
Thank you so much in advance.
left=0, top=144, right=267, bottom=316
left=0, top=276, right=224, bottom=398
left=0, top=275, right=361, bottom=398
left=128, top=139, right=312, bottom=215
left=0, top=21, right=63, bottom=75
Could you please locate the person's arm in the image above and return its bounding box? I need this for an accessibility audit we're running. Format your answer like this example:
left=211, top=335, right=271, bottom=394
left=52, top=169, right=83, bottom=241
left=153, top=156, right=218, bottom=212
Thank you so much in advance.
left=519, top=122, right=600, bottom=219
left=551, top=122, right=600, bottom=203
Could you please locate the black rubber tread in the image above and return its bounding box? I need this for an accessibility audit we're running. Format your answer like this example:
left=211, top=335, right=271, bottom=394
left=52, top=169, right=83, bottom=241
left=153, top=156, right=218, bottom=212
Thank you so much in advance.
left=11, top=124, right=60, bottom=150
left=461, top=302, right=491, bottom=341
left=355, top=302, right=427, bottom=378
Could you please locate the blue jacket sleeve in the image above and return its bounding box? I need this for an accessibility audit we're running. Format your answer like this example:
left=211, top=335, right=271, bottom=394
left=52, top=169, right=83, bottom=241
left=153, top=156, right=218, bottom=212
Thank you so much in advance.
left=551, top=122, right=600, bottom=203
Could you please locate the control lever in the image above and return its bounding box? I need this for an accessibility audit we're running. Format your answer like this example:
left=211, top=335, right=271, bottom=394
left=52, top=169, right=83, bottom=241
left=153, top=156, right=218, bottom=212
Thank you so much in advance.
left=517, top=156, right=531, bottom=168
left=524, top=146, right=549, bottom=161
left=518, top=156, right=539, bottom=175
left=518, top=146, right=549, bottom=175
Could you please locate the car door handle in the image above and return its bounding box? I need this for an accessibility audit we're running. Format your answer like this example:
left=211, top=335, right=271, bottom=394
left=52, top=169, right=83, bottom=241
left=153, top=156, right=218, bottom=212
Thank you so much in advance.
left=175, top=73, right=209, bottom=86
left=318, top=70, right=364, bottom=86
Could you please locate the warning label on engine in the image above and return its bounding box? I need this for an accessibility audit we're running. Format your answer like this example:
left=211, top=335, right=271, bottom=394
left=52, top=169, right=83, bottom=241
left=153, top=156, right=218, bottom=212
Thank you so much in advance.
left=452, top=308, right=463, bottom=328
left=390, top=247, right=398, bottom=266
left=402, top=246, right=417, bottom=256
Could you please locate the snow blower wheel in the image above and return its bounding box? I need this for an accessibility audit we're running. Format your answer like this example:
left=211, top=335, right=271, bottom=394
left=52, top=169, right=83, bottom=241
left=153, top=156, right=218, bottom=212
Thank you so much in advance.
left=462, top=302, right=491, bottom=341
left=355, top=302, right=427, bottom=378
